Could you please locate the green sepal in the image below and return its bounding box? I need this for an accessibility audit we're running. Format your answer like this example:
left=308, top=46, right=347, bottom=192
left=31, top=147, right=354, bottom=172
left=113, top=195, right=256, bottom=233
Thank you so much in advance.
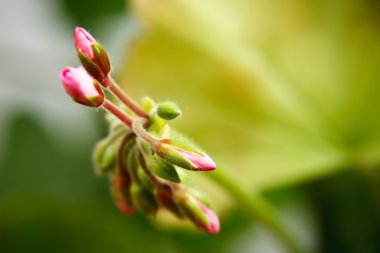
left=78, top=51, right=105, bottom=83
left=130, top=182, right=159, bottom=215
left=147, top=155, right=181, bottom=183
left=92, top=42, right=111, bottom=76
left=155, top=143, right=195, bottom=170
left=93, top=129, right=131, bottom=176
left=156, top=101, right=182, bottom=120
left=137, top=167, right=154, bottom=189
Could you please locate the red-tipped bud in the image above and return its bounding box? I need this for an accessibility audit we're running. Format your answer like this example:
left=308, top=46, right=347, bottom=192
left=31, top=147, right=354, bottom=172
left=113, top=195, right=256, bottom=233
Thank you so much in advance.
left=156, top=141, right=216, bottom=171
left=177, top=191, right=220, bottom=234
left=60, top=66, right=104, bottom=107
left=74, top=27, right=96, bottom=59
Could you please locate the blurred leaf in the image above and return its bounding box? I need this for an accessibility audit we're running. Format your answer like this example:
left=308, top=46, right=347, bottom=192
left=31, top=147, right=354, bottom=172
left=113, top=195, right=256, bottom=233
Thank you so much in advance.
left=117, top=0, right=380, bottom=192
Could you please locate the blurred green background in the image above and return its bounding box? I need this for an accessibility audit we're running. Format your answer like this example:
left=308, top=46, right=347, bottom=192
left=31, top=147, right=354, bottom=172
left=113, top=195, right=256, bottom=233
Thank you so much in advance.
left=1, top=0, right=380, bottom=252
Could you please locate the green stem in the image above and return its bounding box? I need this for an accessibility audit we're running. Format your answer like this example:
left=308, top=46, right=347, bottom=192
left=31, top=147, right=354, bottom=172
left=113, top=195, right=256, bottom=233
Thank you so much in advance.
left=210, top=169, right=304, bottom=253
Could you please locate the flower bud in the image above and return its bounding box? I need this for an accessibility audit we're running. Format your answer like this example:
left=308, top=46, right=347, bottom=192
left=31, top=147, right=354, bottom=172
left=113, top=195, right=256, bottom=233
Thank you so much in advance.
left=177, top=191, right=220, bottom=234
left=60, top=66, right=104, bottom=107
left=74, top=27, right=96, bottom=59
left=113, top=168, right=134, bottom=215
left=74, top=27, right=111, bottom=83
left=156, top=101, right=181, bottom=120
left=155, top=140, right=216, bottom=171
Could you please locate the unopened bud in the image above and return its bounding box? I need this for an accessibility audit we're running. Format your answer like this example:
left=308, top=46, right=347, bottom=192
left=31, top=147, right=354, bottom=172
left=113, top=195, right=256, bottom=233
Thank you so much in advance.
left=177, top=191, right=220, bottom=234
left=156, top=101, right=182, bottom=120
left=60, top=66, right=104, bottom=107
left=155, top=140, right=216, bottom=171
left=74, top=27, right=96, bottom=59
left=74, top=27, right=111, bottom=84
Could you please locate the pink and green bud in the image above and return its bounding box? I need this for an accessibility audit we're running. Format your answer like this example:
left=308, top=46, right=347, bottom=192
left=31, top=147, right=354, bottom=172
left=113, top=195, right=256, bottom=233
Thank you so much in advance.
left=74, top=27, right=96, bottom=59
left=74, top=27, right=111, bottom=84
left=60, top=66, right=104, bottom=107
left=177, top=191, right=220, bottom=234
left=155, top=141, right=216, bottom=171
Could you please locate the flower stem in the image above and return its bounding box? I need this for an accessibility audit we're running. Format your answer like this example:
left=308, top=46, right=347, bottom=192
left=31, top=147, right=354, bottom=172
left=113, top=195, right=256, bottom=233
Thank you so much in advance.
left=105, top=77, right=148, bottom=119
left=209, top=169, right=304, bottom=253
left=102, top=100, right=133, bottom=127
left=132, top=119, right=160, bottom=147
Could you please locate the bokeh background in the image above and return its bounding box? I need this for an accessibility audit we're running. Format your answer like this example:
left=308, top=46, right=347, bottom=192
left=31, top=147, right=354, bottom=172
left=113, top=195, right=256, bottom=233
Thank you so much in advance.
left=1, top=0, right=380, bottom=252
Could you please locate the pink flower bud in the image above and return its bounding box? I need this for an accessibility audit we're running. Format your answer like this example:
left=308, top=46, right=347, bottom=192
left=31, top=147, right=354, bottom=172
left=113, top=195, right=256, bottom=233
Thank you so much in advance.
left=178, top=193, right=220, bottom=234
left=74, top=27, right=96, bottom=59
left=156, top=141, right=216, bottom=171
left=173, top=148, right=216, bottom=171
left=193, top=199, right=220, bottom=234
left=60, top=66, right=104, bottom=107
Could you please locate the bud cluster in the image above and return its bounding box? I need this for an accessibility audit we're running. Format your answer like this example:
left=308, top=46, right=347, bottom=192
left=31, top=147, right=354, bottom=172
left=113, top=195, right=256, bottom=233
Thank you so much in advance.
left=60, top=27, right=219, bottom=234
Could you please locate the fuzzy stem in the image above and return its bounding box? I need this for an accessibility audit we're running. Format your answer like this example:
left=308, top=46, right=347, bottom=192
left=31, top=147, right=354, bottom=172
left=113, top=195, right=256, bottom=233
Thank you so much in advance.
left=209, top=169, right=304, bottom=253
left=102, top=100, right=133, bottom=127
left=132, top=119, right=161, bottom=147
left=105, top=77, right=148, bottom=119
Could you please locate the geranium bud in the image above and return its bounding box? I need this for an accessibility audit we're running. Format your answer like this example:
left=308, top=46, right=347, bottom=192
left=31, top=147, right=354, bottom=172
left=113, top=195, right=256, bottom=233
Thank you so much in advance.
left=60, top=66, right=104, bottom=107
left=156, top=101, right=182, bottom=120
left=74, top=27, right=96, bottom=59
left=92, top=42, right=111, bottom=77
left=177, top=192, right=220, bottom=234
left=155, top=140, right=216, bottom=171
left=74, top=27, right=111, bottom=83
